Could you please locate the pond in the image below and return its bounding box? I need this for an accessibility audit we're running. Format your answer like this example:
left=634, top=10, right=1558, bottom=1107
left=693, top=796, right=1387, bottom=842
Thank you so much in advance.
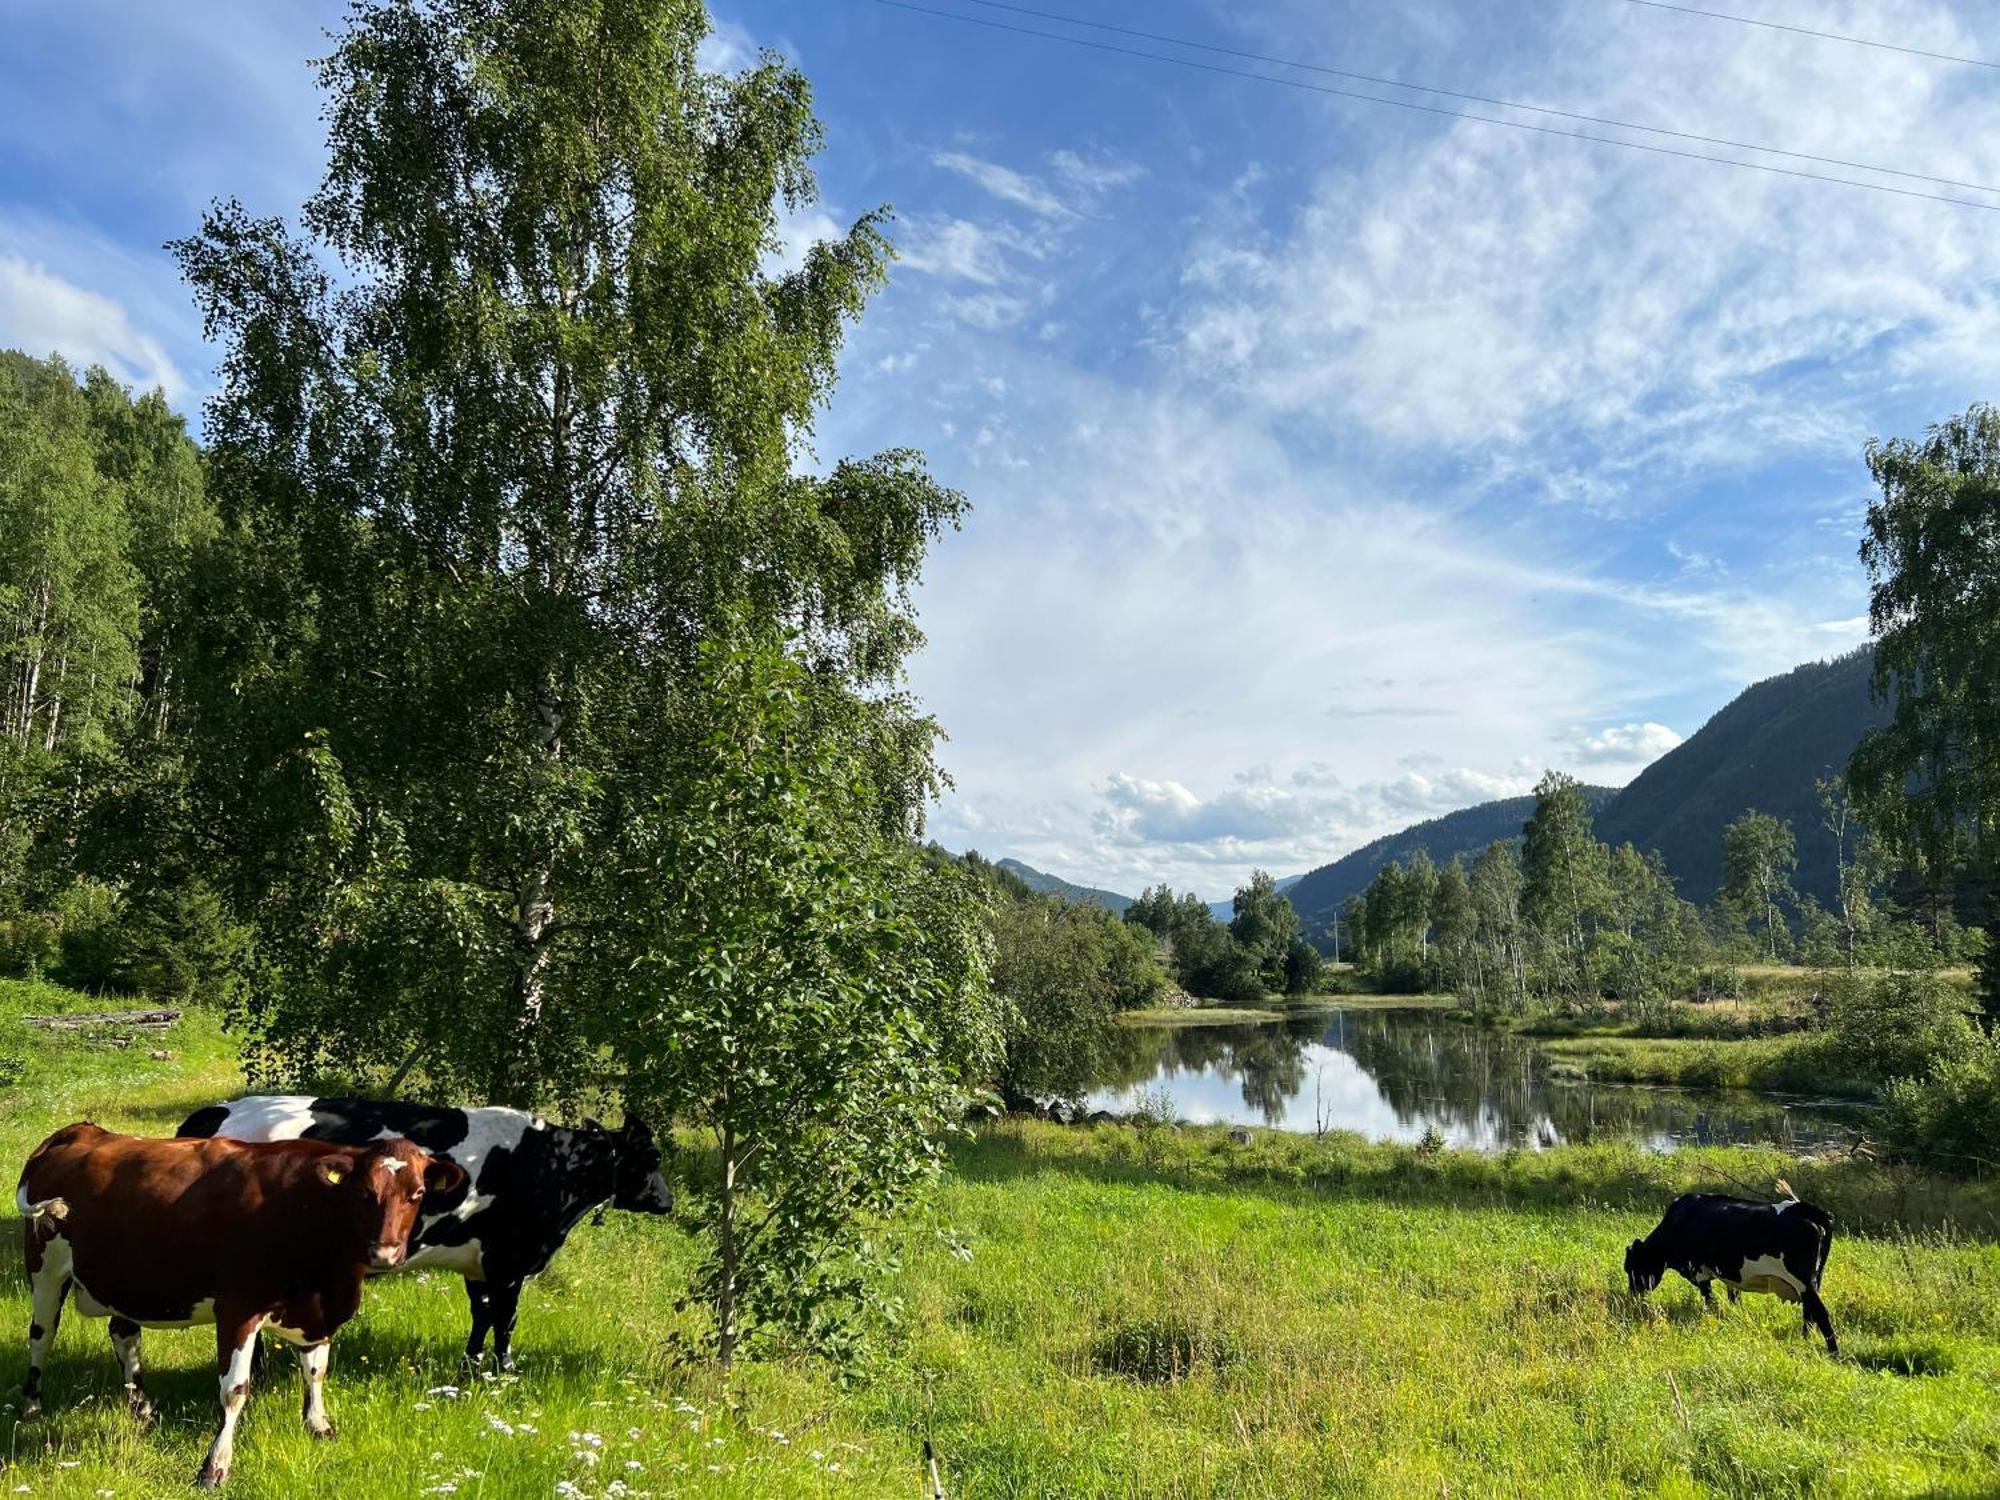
left=1083, top=1007, right=1864, bottom=1153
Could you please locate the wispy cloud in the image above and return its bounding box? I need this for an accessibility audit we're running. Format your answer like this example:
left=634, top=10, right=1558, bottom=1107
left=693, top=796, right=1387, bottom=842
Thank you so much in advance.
left=0, top=247, right=188, bottom=401
left=932, top=151, right=1070, bottom=218
left=1172, top=0, right=2000, bottom=481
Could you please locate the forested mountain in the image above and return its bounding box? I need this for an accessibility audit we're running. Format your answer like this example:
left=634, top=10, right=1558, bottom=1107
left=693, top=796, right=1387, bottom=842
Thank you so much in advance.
left=1284, top=790, right=1616, bottom=940
left=995, top=858, right=1135, bottom=914
left=1595, top=649, right=1884, bottom=906
left=1285, top=649, right=1884, bottom=943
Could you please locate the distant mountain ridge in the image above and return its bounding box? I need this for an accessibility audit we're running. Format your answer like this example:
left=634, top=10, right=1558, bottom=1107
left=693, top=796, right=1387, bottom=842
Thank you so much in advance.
left=1282, top=790, right=1616, bottom=941
left=995, top=858, right=1135, bottom=914
left=1595, top=648, right=1885, bottom=907
left=1207, top=873, right=1303, bottom=923
left=1282, top=648, right=1884, bottom=942
left=994, top=650, right=1887, bottom=945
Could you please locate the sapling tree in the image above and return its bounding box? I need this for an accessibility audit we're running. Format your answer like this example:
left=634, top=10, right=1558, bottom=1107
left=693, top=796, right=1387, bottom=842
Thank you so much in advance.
left=615, top=634, right=994, bottom=1371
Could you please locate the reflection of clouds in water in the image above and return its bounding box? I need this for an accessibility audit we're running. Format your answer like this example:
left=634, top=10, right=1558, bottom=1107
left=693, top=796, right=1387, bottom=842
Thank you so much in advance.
left=1086, top=1011, right=1859, bottom=1154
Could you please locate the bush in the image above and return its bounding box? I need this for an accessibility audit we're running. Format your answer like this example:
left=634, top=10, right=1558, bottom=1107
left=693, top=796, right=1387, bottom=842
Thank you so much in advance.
left=52, top=878, right=131, bottom=992
left=0, top=909, right=60, bottom=977
left=1880, top=1034, right=2000, bottom=1171
left=118, top=880, right=252, bottom=1008
left=1813, top=969, right=1979, bottom=1084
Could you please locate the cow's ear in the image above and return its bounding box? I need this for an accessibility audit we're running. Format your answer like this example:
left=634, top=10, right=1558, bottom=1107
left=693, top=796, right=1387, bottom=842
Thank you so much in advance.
left=424, top=1157, right=467, bottom=1197
left=316, top=1159, right=349, bottom=1188
left=582, top=1116, right=604, bottom=1134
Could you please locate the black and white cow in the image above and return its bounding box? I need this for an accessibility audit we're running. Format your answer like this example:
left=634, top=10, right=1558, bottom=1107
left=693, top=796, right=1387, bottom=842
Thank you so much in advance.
left=178, top=1097, right=672, bottom=1370
left=1624, top=1192, right=1837, bottom=1353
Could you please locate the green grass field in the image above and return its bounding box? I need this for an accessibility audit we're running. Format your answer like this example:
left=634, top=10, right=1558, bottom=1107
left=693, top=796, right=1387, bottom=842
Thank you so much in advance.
left=3, top=979, right=2000, bottom=1497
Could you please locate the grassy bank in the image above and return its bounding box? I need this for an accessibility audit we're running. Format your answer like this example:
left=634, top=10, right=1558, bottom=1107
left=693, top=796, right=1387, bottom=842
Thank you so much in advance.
left=1535, top=1034, right=1877, bottom=1099
left=1120, top=993, right=1454, bottom=1026
left=3, top=981, right=2000, bottom=1496
left=1120, top=1005, right=1288, bottom=1026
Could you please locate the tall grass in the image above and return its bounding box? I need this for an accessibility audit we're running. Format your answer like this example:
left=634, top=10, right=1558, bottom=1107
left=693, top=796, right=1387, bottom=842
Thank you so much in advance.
left=2, top=981, right=1999, bottom=1496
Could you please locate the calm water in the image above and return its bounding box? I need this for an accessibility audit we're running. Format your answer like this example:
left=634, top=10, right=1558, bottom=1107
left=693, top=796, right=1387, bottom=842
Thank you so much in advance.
left=1084, top=1007, right=1864, bottom=1152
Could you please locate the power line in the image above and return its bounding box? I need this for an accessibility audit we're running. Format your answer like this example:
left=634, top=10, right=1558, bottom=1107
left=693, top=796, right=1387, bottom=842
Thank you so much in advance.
left=943, top=0, right=2000, bottom=198
left=865, top=0, right=2000, bottom=212
left=1616, top=0, right=1999, bottom=71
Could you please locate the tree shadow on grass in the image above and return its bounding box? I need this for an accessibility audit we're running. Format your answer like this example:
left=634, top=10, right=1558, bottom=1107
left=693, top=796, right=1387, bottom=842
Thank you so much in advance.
left=0, top=1314, right=639, bottom=1467
left=330, top=1312, right=647, bottom=1388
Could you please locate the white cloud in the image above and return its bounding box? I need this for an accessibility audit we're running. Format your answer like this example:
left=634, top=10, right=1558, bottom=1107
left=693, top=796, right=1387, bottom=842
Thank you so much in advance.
left=767, top=205, right=843, bottom=277
left=897, top=217, right=1039, bottom=285
left=932, top=151, right=1069, bottom=218
left=1050, top=149, right=1145, bottom=196
left=1564, top=722, right=1684, bottom=769
left=1172, top=0, right=2000, bottom=479
left=698, top=16, right=759, bottom=73
left=0, top=254, right=187, bottom=401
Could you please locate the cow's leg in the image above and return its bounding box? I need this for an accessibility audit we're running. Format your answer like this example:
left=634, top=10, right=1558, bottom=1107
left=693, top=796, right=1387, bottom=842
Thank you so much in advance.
left=21, top=1274, right=70, bottom=1421
left=1695, top=1279, right=1715, bottom=1308
left=197, top=1310, right=264, bottom=1489
left=1802, top=1286, right=1837, bottom=1354
left=461, top=1280, right=493, bottom=1370
left=21, top=1234, right=72, bottom=1422
left=297, top=1342, right=335, bottom=1439
left=488, top=1281, right=524, bottom=1373
left=108, top=1316, right=155, bottom=1426
left=1725, top=1285, right=1739, bottom=1304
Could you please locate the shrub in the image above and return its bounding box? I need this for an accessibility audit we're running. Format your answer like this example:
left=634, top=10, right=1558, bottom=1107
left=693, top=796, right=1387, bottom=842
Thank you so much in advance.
left=0, top=910, right=59, bottom=978
left=118, top=880, right=252, bottom=1008
left=1813, top=969, right=1979, bottom=1084
left=51, top=878, right=131, bottom=992
left=1880, top=1035, right=2000, bottom=1171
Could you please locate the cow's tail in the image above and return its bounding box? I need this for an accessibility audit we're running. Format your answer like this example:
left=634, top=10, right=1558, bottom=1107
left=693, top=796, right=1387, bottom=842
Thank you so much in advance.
left=1793, top=1201, right=1834, bottom=1287
left=16, top=1192, right=69, bottom=1237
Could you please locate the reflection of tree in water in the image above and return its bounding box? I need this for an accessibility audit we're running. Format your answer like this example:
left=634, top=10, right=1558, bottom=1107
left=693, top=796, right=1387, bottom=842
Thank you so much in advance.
left=1090, top=1023, right=1172, bottom=1094
left=1326, top=1012, right=1831, bottom=1147
left=1091, top=1010, right=1859, bottom=1149
left=1156, top=1019, right=1317, bottom=1125
left=1332, top=1013, right=1550, bottom=1143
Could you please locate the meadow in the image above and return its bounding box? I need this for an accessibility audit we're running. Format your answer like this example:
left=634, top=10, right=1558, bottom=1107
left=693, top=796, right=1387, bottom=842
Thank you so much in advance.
left=4, top=980, right=2000, bottom=1497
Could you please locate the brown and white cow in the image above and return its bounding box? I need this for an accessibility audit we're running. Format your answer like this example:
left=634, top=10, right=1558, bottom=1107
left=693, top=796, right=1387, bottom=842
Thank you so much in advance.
left=16, top=1122, right=466, bottom=1488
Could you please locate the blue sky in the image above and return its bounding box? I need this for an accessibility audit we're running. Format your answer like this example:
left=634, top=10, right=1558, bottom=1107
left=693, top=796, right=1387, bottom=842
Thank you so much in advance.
left=4, top=0, right=1998, bottom=899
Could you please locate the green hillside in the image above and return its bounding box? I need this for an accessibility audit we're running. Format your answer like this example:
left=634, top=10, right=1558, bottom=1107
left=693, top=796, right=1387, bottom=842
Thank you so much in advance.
left=1283, top=649, right=1887, bottom=939
left=1284, top=790, right=1617, bottom=939
left=1596, top=648, right=1886, bottom=905
left=995, top=857, right=1135, bottom=914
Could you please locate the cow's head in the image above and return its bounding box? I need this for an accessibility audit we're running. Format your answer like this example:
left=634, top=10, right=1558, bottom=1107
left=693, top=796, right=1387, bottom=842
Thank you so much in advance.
left=318, top=1138, right=468, bottom=1270
left=1624, top=1239, right=1665, bottom=1296
left=608, top=1115, right=672, bottom=1215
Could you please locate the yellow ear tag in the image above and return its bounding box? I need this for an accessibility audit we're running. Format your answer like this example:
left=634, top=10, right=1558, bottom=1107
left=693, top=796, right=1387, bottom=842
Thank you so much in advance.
left=324, top=1167, right=344, bottom=1184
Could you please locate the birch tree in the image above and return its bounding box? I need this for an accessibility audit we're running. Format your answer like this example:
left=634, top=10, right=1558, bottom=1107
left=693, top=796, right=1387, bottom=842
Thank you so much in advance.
left=1851, top=404, right=2000, bottom=1023
left=172, top=0, right=964, bottom=1102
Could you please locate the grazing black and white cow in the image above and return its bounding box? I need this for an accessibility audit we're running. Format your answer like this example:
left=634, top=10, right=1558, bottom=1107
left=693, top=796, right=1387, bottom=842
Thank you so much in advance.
left=1625, top=1192, right=1837, bottom=1353
left=178, top=1097, right=672, bottom=1370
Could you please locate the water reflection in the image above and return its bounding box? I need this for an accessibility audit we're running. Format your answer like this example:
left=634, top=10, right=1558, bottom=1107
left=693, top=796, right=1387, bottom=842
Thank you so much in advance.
left=1084, top=1008, right=1862, bottom=1153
